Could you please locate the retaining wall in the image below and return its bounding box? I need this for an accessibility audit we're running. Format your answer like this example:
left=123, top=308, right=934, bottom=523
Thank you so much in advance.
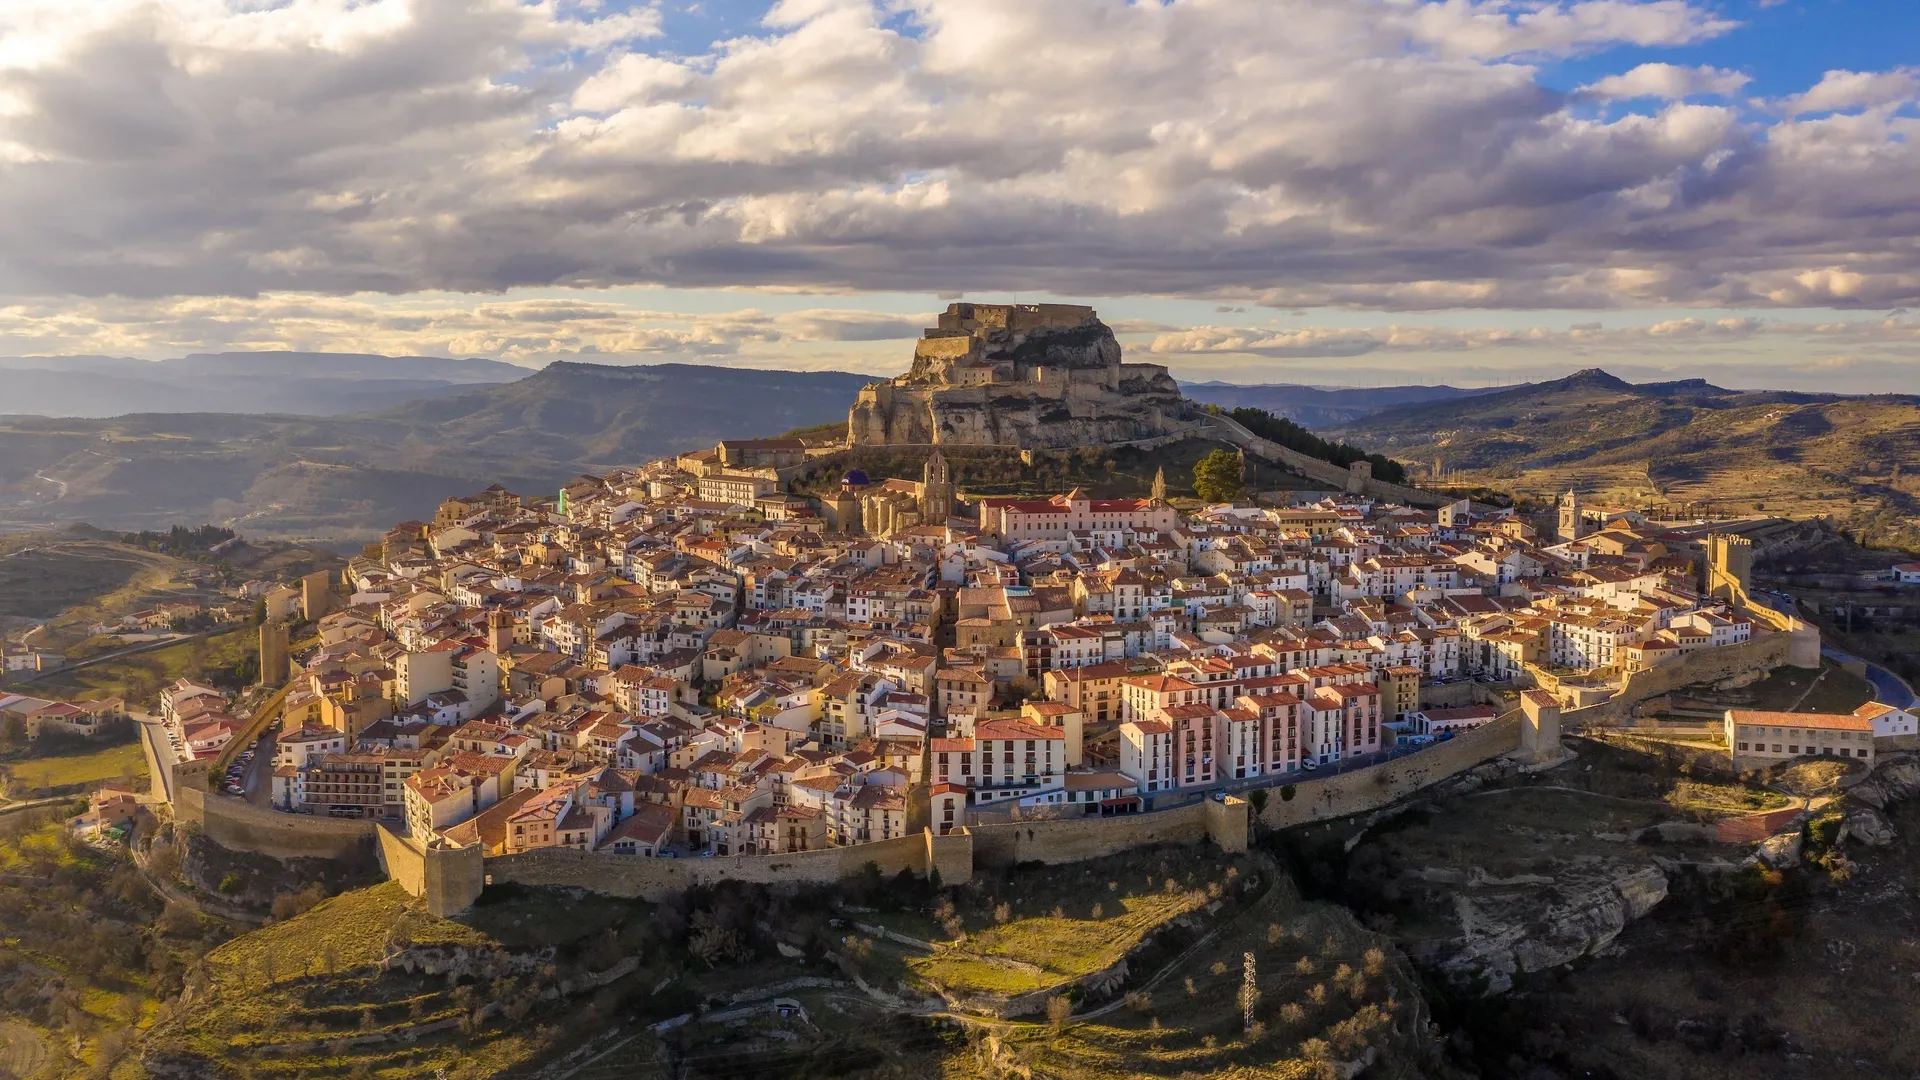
left=175, top=785, right=377, bottom=861
left=1256, top=715, right=1525, bottom=828
left=485, top=829, right=936, bottom=901
left=1565, top=632, right=1804, bottom=728
left=464, top=795, right=1250, bottom=908
left=970, top=802, right=1205, bottom=868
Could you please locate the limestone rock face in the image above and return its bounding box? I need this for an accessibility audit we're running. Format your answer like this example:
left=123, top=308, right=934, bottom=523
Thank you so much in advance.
left=1845, top=806, right=1896, bottom=847
left=1846, top=755, right=1920, bottom=810
left=848, top=302, right=1197, bottom=449
left=1435, top=864, right=1669, bottom=995
left=1755, top=829, right=1804, bottom=867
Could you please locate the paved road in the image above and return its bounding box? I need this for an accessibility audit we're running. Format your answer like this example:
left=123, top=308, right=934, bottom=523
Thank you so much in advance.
left=1822, top=645, right=1916, bottom=709
left=7, top=625, right=234, bottom=686
left=243, top=728, right=277, bottom=806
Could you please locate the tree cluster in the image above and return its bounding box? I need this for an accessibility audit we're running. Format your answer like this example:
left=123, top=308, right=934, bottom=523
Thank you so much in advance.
left=1225, top=407, right=1408, bottom=484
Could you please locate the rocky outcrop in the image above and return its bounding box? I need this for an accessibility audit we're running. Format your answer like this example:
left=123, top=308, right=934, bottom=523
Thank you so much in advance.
left=1845, top=806, right=1896, bottom=847
left=848, top=303, right=1198, bottom=450
left=1754, top=829, right=1804, bottom=867
left=384, top=943, right=551, bottom=981
left=1434, top=865, right=1669, bottom=995
left=1844, top=755, right=1920, bottom=811
left=1831, top=754, right=1920, bottom=848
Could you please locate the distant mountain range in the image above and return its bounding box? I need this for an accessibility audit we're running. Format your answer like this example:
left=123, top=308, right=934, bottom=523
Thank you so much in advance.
left=7, top=356, right=1918, bottom=550
left=1179, top=380, right=1506, bottom=428
left=0, top=362, right=875, bottom=539
left=0, top=351, right=528, bottom=417
left=1332, top=367, right=1920, bottom=550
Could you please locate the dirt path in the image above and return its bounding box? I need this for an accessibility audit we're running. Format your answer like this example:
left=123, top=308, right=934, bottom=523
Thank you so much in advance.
left=0, top=1020, right=50, bottom=1079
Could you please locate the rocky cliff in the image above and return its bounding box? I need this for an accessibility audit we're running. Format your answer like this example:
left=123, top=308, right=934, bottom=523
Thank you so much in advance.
left=848, top=302, right=1198, bottom=449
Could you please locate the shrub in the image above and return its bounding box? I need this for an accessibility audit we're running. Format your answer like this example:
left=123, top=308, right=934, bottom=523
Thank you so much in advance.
left=1046, top=995, right=1072, bottom=1033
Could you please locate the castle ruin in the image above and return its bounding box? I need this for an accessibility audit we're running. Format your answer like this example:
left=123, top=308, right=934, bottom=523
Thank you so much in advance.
left=847, top=303, right=1198, bottom=449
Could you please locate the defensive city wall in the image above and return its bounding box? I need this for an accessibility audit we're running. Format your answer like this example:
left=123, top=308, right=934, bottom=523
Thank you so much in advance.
left=1255, top=713, right=1528, bottom=828
left=175, top=784, right=378, bottom=861
left=374, top=712, right=1545, bottom=917
left=164, top=707, right=1554, bottom=917
left=1201, top=411, right=1450, bottom=508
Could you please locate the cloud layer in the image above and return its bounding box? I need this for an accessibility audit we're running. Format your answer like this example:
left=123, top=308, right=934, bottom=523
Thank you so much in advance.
left=0, top=293, right=922, bottom=369
left=0, top=0, right=1916, bottom=313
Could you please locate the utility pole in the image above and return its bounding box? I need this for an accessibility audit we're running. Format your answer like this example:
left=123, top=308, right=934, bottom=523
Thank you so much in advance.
left=1242, top=951, right=1258, bottom=1036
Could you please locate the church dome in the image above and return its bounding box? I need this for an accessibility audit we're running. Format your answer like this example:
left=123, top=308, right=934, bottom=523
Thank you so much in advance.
left=842, top=469, right=871, bottom=487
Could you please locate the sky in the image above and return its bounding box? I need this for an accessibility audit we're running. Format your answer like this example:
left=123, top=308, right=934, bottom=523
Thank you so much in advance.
left=1, top=0, right=1918, bottom=392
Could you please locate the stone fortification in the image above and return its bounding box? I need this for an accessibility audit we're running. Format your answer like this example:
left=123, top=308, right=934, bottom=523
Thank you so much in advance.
left=1258, top=715, right=1528, bottom=828
left=175, top=784, right=377, bottom=861
left=848, top=302, right=1197, bottom=449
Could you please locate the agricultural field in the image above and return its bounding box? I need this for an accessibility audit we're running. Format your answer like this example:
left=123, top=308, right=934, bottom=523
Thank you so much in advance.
left=24, top=626, right=256, bottom=705
left=903, top=848, right=1242, bottom=998
left=920, top=863, right=1428, bottom=1080
left=0, top=537, right=180, bottom=626
left=2, top=738, right=147, bottom=797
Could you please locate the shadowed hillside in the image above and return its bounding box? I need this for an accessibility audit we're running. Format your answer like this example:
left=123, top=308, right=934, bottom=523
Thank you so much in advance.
left=0, top=363, right=877, bottom=540
left=0, top=351, right=528, bottom=417
left=1181, top=379, right=1506, bottom=428
left=1334, top=368, right=1920, bottom=549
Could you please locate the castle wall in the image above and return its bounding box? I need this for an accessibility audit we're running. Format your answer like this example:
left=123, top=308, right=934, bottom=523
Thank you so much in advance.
left=1560, top=632, right=1807, bottom=728
left=175, top=785, right=378, bottom=861
left=376, top=825, right=485, bottom=917
left=1257, top=714, right=1526, bottom=828
left=1203, top=413, right=1452, bottom=509
left=485, top=830, right=937, bottom=900
left=967, top=795, right=1248, bottom=868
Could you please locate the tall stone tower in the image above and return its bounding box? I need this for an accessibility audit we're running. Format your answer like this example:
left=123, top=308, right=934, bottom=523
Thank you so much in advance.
left=1150, top=466, right=1167, bottom=505
left=921, top=449, right=954, bottom=523
left=299, top=569, right=334, bottom=621
left=486, top=608, right=512, bottom=655
left=1705, top=533, right=1754, bottom=601
left=257, top=619, right=289, bottom=688
left=1557, top=490, right=1587, bottom=543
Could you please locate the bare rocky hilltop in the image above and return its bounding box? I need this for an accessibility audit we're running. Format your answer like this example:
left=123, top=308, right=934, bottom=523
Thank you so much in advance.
left=847, top=302, right=1200, bottom=449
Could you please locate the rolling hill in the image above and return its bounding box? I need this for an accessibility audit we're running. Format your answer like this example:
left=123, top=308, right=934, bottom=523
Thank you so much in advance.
left=1180, top=379, right=1505, bottom=427
left=0, top=362, right=878, bottom=540
left=1332, top=368, right=1920, bottom=549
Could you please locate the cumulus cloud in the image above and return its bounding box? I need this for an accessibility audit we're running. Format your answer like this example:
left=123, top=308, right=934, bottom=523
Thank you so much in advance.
left=1783, top=68, right=1920, bottom=116
left=1581, top=63, right=1749, bottom=100
left=0, top=0, right=1916, bottom=311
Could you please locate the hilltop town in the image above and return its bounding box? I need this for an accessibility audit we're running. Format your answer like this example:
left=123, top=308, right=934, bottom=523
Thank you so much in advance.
left=9, top=307, right=1920, bottom=1080
left=119, top=309, right=1883, bottom=896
